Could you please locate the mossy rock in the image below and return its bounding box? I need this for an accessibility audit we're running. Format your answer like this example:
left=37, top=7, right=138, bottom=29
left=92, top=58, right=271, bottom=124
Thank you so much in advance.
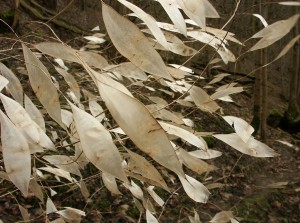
left=267, top=109, right=283, bottom=128
left=266, top=109, right=300, bottom=134
left=279, top=111, right=300, bottom=134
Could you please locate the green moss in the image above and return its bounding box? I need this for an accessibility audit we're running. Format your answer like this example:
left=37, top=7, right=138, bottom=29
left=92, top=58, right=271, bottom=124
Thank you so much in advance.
left=195, top=174, right=205, bottom=182
left=202, top=136, right=217, bottom=147
left=126, top=206, right=140, bottom=219
left=237, top=189, right=277, bottom=222
left=194, top=122, right=203, bottom=132
left=2, top=10, right=14, bottom=19
left=97, top=199, right=111, bottom=209
left=154, top=187, right=168, bottom=198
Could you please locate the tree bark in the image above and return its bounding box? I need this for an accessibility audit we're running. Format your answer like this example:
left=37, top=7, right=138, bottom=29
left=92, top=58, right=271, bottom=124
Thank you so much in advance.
left=294, top=7, right=300, bottom=113
left=251, top=0, right=261, bottom=134
left=259, top=3, right=268, bottom=142
left=252, top=69, right=261, bottom=134
left=284, top=6, right=300, bottom=130
left=260, top=47, right=268, bottom=142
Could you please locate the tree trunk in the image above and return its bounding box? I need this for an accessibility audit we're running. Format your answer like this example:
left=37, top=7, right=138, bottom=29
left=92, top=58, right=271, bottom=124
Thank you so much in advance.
left=260, top=47, right=268, bottom=142
left=259, top=3, right=268, bottom=142
left=288, top=8, right=299, bottom=116
left=251, top=0, right=261, bottom=134
left=294, top=7, right=300, bottom=113
left=281, top=6, right=300, bottom=134
left=287, top=38, right=299, bottom=120
left=252, top=54, right=261, bottom=134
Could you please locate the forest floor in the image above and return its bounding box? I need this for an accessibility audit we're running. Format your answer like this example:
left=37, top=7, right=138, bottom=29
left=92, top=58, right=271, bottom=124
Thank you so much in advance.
left=0, top=2, right=300, bottom=223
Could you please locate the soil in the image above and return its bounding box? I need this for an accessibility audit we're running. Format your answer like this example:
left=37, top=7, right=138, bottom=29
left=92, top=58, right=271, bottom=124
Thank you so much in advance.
left=0, top=1, right=299, bottom=223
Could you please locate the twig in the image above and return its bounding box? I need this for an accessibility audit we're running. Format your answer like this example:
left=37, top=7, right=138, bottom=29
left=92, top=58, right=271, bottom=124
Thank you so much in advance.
left=158, top=186, right=182, bottom=220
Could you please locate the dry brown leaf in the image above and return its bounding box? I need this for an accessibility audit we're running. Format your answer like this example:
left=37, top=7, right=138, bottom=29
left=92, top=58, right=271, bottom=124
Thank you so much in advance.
left=157, top=0, right=186, bottom=35
left=70, top=102, right=128, bottom=182
left=0, top=110, right=31, bottom=196
left=214, top=133, right=279, bottom=157
left=0, top=62, right=23, bottom=104
left=102, top=172, right=122, bottom=195
left=250, top=14, right=300, bottom=51
left=178, top=174, right=210, bottom=203
left=102, top=2, right=172, bottom=80
left=35, top=42, right=109, bottom=69
left=22, top=44, right=64, bottom=128
left=127, top=149, right=169, bottom=192
left=177, top=148, right=217, bottom=174
left=99, top=82, right=184, bottom=177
